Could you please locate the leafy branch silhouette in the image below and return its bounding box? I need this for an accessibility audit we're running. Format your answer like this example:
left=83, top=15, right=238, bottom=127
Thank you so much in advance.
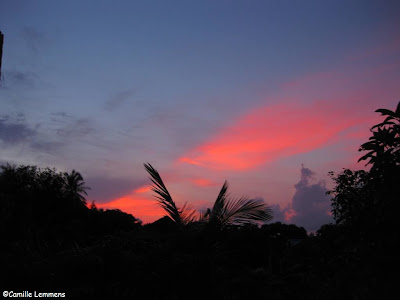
left=144, top=163, right=273, bottom=229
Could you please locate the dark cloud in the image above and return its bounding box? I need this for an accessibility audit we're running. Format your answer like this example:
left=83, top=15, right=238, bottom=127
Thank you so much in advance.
left=0, top=112, right=98, bottom=155
left=26, top=114, right=104, bottom=154
left=30, top=140, right=64, bottom=153
left=104, top=89, right=135, bottom=111
left=85, top=176, right=148, bottom=203
left=269, top=203, right=286, bottom=223
left=21, top=26, right=47, bottom=53
left=0, top=116, right=35, bottom=144
left=51, top=112, right=72, bottom=118
left=16, top=112, right=25, bottom=119
left=56, top=118, right=96, bottom=138
left=0, top=114, right=64, bottom=154
left=50, top=112, right=72, bottom=124
left=274, top=165, right=333, bottom=232
left=3, top=70, right=39, bottom=89
left=290, top=166, right=333, bottom=232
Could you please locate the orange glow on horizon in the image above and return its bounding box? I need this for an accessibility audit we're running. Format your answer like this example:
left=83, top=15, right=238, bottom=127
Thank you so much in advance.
left=95, top=195, right=164, bottom=224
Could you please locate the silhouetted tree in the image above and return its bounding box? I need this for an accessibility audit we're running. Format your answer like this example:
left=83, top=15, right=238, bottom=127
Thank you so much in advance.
left=262, top=222, right=307, bottom=240
left=328, top=101, right=400, bottom=239
left=89, top=207, right=142, bottom=234
left=63, top=169, right=90, bottom=206
left=0, top=164, right=78, bottom=245
left=144, top=215, right=177, bottom=233
left=328, top=169, right=377, bottom=230
left=358, top=101, right=400, bottom=173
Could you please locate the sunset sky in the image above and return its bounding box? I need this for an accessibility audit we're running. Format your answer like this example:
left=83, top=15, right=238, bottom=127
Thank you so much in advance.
left=1, top=0, right=399, bottom=231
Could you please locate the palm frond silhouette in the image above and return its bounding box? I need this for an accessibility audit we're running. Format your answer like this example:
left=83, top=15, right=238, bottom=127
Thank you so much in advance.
left=144, top=163, right=195, bottom=226
left=63, top=169, right=90, bottom=205
left=144, top=164, right=273, bottom=228
left=208, top=180, right=273, bottom=228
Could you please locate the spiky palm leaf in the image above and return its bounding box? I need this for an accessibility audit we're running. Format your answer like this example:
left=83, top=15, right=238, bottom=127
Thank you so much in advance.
left=63, top=169, right=90, bottom=204
left=209, top=181, right=273, bottom=228
left=199, top=208, right=211, bottom=223
left=179, top=202, right=197, bottom=225
left=209, top=180, right=229, bottom=226
left=144, top=163, right=195, bottom=226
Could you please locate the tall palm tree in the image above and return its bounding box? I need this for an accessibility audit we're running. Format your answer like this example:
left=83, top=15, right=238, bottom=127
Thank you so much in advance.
left=144, top=164, right=273, bottom=229
left=144, top=163, right=195, bottom=226
left=63, top=170, right=90, bottom=205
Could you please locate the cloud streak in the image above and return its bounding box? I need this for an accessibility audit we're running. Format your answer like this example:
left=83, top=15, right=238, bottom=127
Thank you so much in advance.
left=2, top=70, right=39, bottom=89
left=56, top=118, right=96, bottom=139
left=104, top=89, right=135, bottom=111
left=179, top=100, right=368, bottom=171
left=0, top=115, right=35, bottom=144
left=21, top=26, right=48, bottom=54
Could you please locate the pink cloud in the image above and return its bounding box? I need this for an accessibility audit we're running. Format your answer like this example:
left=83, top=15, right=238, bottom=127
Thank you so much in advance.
left=179, top=100, right=369, bottom=171
left=134, top=185, right=152, bottom=193
left=281, top=71, right=341, bottom=90
left=284, top=209, right=296, bottom=222
left=347, top=36, right=400, bottom=61
left=190, top=177, right=218, bottom=187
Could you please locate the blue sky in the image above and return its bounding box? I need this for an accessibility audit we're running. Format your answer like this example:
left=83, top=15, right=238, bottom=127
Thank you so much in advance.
left=1, top=0, right=399, bottom=231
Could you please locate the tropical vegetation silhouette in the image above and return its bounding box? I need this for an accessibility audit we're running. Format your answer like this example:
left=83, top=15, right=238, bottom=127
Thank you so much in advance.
left=63, top=169, right=91, bottom=205
left=144, top=163, right=196, bottom=226
left=144, top=162, right=273, bottom=229
left=1, top=101, right=398, bottom=299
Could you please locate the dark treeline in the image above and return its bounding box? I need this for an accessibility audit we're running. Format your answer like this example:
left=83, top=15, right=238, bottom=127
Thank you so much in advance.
left=1, top=102, right=399, bottom=299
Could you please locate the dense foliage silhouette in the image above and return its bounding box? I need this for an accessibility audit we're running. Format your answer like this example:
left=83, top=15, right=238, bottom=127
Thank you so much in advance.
left=1, top=101, right=399, bottom=299
left=328, top=102, right=400, bottom=237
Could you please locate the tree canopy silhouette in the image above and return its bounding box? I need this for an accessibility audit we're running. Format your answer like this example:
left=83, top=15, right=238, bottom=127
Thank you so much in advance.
left=63, top=169, right=90, bottom=205
left=0, top=164, right=141, bottom=244
left=328, top=101, right=400, bottom=237
left=358, top=101, right=400, bottom=172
